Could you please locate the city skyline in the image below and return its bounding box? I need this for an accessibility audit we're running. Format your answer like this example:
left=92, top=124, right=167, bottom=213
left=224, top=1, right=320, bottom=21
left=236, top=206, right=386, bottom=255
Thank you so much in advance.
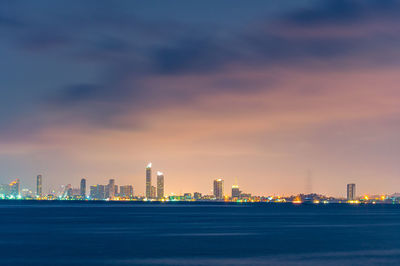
left=1, top=1, right=400, bottom=196
left=0, top=163, right=390, bottom=200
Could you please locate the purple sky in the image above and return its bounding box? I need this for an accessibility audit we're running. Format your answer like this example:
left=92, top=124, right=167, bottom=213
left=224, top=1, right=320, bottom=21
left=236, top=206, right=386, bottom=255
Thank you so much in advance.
left=1, top=0, right=400, bottom=197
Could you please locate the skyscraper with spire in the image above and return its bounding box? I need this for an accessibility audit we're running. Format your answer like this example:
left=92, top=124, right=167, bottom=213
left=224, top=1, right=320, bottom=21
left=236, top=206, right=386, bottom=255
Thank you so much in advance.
left=146, top=163, right=152, bottom=198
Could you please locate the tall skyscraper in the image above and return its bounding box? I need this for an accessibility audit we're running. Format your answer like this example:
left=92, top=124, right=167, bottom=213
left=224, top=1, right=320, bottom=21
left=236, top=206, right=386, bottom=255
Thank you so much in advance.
left=146, top=163, right=152, bottom=198
left=157, top=171, right=164, bottom=199
left=347, top=183, right=356, bottom=201
left=213, top=179, right=224, bottom=200
left=80, top=178, right=86, bottom=198
left=36, top=175, right=42, bottom=197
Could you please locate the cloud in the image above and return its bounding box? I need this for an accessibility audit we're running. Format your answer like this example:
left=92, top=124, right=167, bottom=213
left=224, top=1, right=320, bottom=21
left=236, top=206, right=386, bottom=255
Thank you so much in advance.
left=286, top=0, right=400, bottom=26
left=2, top=0, right=400, bottom=136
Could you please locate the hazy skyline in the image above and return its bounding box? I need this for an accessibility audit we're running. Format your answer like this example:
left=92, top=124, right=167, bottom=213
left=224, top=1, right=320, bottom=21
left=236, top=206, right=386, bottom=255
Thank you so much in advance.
left=1, top=0, right=400, bottom=197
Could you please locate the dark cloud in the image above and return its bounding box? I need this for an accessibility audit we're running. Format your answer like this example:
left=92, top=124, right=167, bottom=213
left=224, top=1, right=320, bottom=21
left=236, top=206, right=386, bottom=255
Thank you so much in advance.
left=286, top=0, right=400, bottom=26
left=56, top=84, right=101, bottom=104
left=2, top=0, right=400, bottom=132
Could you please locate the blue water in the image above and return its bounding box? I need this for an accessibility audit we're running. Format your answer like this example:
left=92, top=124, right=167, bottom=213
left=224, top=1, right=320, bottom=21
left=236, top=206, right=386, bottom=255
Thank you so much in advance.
left=0, top=201, right=400, bottom=265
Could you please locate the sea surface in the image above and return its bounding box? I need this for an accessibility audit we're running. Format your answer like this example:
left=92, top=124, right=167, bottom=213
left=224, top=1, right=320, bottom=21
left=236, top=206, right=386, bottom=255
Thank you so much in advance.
left=0, top=201, right=400, bottom=265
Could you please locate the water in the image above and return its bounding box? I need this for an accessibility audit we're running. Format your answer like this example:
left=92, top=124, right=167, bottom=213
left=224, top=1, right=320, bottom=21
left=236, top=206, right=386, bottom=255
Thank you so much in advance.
left=0, top=201, right=400, bottom=265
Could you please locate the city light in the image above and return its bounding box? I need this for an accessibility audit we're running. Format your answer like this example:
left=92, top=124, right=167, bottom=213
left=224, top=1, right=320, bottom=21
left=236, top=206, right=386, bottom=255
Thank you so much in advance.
left=0, top=165, right=399, bottom=204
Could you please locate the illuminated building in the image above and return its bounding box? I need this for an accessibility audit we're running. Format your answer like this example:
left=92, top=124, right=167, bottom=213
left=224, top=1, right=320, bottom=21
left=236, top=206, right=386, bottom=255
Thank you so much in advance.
left=240, top=193, right=251, bottom=201
left=21, top=188, right=33, bottom=198
left=64, top=184, right=72, bottom=197
left=194, top=192, right=202, bottom=200
left=347, top=183, right=356, bottom=201
left=213, top=179, right=224, bottom=200
left=151, top=186, right=156, bottom=199
left=120, top=185, right=134, bottom=198
left=9, top=179, right=20, bottom=197
left=80, top=178, right=86, bottom=198
left=184, top=193, right=192, bottom=200
left=36, top=175, right=42, bottom=197
left=231, top=178, right=241, bottom=199
left=89, top=186, right=96, bottom=199
left=232, top=184, right=241, bottom=199
left=0, top=184, right=9, bottom=196
left=146, top=163, right=152, bottom=198
left=71, top=188, right=81, bottom=197
left=157, top=171, right=164, bottom=199
left=106, top=179, right=115, bottom=198
left=90, top=185, right=105, bottom=200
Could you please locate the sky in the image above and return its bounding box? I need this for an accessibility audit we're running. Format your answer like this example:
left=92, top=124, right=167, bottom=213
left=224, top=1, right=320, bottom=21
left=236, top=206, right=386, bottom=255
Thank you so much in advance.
left=1, top=0, right=400, bottom=197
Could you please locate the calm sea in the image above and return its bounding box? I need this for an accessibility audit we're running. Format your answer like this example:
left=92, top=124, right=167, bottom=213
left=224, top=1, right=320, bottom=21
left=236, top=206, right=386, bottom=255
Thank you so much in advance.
left=0, top=201, right=400, bottom=265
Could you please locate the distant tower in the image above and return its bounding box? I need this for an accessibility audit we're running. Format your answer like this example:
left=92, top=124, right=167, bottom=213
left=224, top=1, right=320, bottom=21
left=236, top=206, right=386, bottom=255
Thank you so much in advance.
left=108, top=179, right=115, bottom=198
left=36, top=175, right=43, bottom=197
left=146, top=163, right=152, bottom=198
left=347, top=183, right=356, bottom=200
left=80, top=178, right=86, bottom=198
left=231, top=178, right=241, bottom=198
left=157, top=171, right=164, bottom=199
left=213, top=179, right=224, bottom=200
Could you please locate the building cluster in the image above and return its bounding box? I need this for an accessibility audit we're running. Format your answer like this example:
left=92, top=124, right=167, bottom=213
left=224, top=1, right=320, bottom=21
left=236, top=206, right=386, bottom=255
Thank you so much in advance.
left=89, top=179, right=134, bottom=200
left=0, top=178, right=21, bottom=199
left=0, top=165, right=399, bottom=204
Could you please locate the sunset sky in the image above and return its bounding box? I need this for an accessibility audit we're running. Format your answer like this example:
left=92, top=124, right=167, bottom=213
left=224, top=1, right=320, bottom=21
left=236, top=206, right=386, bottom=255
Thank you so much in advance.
left=1, top=0, right=400, bottom=197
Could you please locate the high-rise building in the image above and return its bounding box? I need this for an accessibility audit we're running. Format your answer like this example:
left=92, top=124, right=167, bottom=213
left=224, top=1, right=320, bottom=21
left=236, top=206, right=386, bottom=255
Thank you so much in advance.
left=90, top=185, right=105, bottom=200
left=232, top=185, right=241, bottom=198
left=120, top=185, right=134, bottom=198
left=9, top=179, right=20, bottom=197
left=123, top=185, right=134, bottom=198
left=347, top=183, right=356, bottom=201
left=146, top=163, right=152, bottom=198
left=36, top=175, right=42, bottom=197
left=213, top=179, right=224, bottom=200
left=106, top=179, right=115, bottom=199
left=80, top=178, right=86, bottom=198
left=90, top=186, right=97, bottom=199
left=64, top=184, right=72, bottom=198
left=151, top=185, right=156, bottom=199
left=157, top=171, right=164, bottom=199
